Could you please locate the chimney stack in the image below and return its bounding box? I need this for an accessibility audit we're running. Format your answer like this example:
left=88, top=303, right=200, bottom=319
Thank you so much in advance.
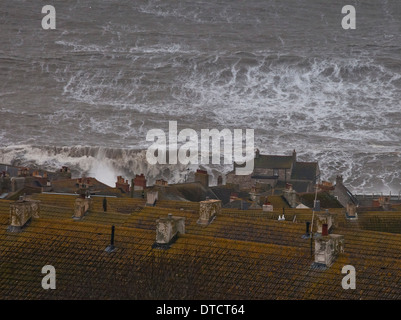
left=146, top=191, right=158, bottom=207
left=283, top=187, right=297, bottom=208
left=8, top=197, right=40, bottom=232
left=73, top=190, right=92, bottom=220
left=131, top=179, right=134, bottom=198
left=262, top=200, right=273, bottom=212
left=198, top=199, right=221, bottom=225
left=133, top=174, right=146, bottom=191
left=314, top=234, right=344, bottom=268
left=316, top=209, right=334, bottom=234
left=116, top=176, right=130, bottom=193
left=152, top=214, right=185, bottom=249
left=195, top=169, right=209, bottom=188
left=155, top=179, right=168, bottom=186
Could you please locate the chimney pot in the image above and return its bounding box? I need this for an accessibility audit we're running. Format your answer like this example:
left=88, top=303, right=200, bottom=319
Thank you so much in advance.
left=322, top=223, right=328, bottom=236
left=111, top=225, right=115, bottom=246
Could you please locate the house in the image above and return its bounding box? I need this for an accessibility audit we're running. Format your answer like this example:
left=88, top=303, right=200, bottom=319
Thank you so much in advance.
left=332, top=175, right=358, bottom=208
left=226, top=150, right=320, bottom=193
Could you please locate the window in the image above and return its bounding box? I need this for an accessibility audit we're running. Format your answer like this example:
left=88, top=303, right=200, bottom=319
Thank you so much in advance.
left=273, top=169, right=279, bottom=177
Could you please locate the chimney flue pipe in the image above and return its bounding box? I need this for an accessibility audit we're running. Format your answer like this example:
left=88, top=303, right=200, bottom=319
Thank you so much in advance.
left=110, top=225, right=115, bottom=247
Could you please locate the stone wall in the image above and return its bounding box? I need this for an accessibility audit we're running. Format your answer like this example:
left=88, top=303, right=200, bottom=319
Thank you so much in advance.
left=225, top=173, right=253, bottom=190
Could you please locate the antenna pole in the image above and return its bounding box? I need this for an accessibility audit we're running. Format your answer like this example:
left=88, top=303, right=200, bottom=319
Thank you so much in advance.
left=310, top=181, right=319, bottom=257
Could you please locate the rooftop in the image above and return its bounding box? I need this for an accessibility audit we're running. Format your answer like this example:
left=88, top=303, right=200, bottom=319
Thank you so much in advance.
left=291, top=162, right=319, bottom=181
left=1, top=194, right=401, bottom=299
left=254, top=155, right=294, bottom=169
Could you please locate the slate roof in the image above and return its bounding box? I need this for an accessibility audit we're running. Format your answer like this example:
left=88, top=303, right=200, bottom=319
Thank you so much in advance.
left=276, top=180, right=312, bottom=193
left=299, top=192, right=343, bottom=209
left=50, top=178, right=119, bottom=194
left=222, top=200, right=252, bottom=210
left=149, top=183, right=234, bottom=205
left=258, top=195, right=290, bottom=209
left=254, top=155, right=294, bottom=169
left=335, top=182, right=359, bottom=206
left=251, top=175, right=279, bottom=180
left=0, top=164, right=20, bottom=177
left=291, top=162, right=319, bottom=181
left=209, top=186, right=232, bottom=205
left=1, top=195, right=401, bottom=299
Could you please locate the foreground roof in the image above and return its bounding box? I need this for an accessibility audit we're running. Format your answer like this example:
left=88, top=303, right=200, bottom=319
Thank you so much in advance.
left=0, top=195, right=401, bottom=300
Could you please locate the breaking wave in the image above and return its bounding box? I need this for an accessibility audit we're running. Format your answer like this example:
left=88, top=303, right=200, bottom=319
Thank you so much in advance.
left=0, top=145, right=229, bottom=187
left=1, top=0, right=401, bottom=194
left=1, top=144, right=401, bottom=195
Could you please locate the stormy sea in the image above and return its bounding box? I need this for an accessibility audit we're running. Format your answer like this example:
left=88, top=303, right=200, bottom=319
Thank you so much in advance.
left=1, top=0, right=401, bottom=193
